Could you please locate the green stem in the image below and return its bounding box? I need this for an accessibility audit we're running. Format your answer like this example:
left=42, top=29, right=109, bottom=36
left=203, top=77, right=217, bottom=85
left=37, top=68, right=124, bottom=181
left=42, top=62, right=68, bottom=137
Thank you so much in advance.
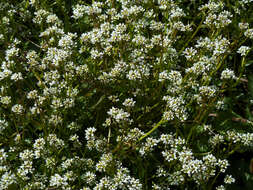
left=234, top=57, right=246, bottom=87
left=209, top=172, right=221, bottom=190
left=186, top=125, right=195, bottom=144
left=138, top=119, right=166, bottom=142
left=178, top=15, right=205, bottom=55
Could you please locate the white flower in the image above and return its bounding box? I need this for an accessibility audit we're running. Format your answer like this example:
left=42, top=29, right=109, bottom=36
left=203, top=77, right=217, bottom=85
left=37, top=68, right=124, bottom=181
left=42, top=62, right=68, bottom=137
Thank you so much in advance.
left=5, top=46, right=19, bottom=61
left=0, top=171, right=16, bottom=190
left=237, top=46, right=250, bottom=56
left=216, top=185, right=225, bottom=190
left=11, top=104, right=24, bottom=114
left=29, top=0, right=36, bottom=6
left=224, top=174, right=235, bottom=184
left=216, top=100, right=225, bottom=110
left=107, top=107, right=130, bottom=123
left=27, top=90, right=38, bottom=99
left=158, top=71, right=169, bottom=82
left=85, top=127, right=96, bottom=141
left=122, top=98, right=135, bottom=107
left=96, top=153, right=113, bottom=172
left=10, top=72, right=23, bottom=81
left=19, top=149, right=34, bottom=161
left=50, top=173, right=68, bottom=188
left=72, top=4, right=86, bottom=19
left=82, top=171, right=96, bottom=185
left=46, top=14, right=61, bottom=25
left=239, top=22, right=249, bottom=30
left=183, top=47, right=197, bottom=60
left=209, top=134, right=224, bottom=146
left=221, top=69, right=236, bottom=80
left=2, top=17, right=10, bottom=25
left=244, top=29, right=253, bottom=39
left=0, top=34, right=4, bottom=41
left=199, top=86, right=216, bottom=97
left=218, top=159, right=229, bottom=173
left=0, top=96, right=11, bottom=105
left=0, top=120, right=8, bottom=133
left=163, top=110, right=174, bottom=121
left=58, top=33, right=76, bottom=49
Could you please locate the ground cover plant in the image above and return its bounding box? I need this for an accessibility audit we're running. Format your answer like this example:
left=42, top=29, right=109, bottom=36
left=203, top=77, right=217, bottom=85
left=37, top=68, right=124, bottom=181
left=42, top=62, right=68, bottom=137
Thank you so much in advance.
left=1, top=0, right=253, bottom=189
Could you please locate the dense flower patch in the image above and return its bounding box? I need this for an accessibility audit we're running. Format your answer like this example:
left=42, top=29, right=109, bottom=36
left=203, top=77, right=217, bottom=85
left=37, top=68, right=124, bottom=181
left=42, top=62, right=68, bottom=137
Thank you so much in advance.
left=0, top=0, right=253, bottom=189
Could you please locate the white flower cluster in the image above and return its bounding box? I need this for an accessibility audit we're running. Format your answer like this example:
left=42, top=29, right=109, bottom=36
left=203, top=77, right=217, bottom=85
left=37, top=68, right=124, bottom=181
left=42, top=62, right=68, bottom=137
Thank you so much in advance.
left=0, top=119, right=8, bottom=133
left=224, top=174, right=235, bottom=184
left=96, top=153, right=113, bottom=172
left=183, top=47, right=198, bottom=60
left=226, top=131, right=253, bottom=146
left=237, top=46, right=250, bottom=56
left=139, top=133, right=231, bottom=186
left=33, top=138, right=45, bottom=159
left=139, top=137, right=160, bottom=156
left=221, top=69, right=236, bottom=80
left=244, top=28, right=253, bottom=39
left=49, top=173, right=68, bottom=189
left=122, top=98, right=135, bottom=107
left=163, top=95, right=188, bottom=121
left=11, top=104, right=24, bottom=114
left=199, top=86, right=217, bottom=98
left=185, top=56, right=213, bottom=75
left=240, top=0, right=253, bottom=5
left=107, top=107, right=131, bottom=123
left=0, top=172, right=16, bottom=190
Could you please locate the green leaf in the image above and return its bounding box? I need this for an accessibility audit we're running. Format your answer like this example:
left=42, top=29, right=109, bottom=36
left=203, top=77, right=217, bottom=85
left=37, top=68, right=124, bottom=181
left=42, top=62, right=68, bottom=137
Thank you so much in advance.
left=91, top=95, right=106, bottom=110
left=245, top=106, right=253, bottom=121
left=245, top=60, right=253, bottom=67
